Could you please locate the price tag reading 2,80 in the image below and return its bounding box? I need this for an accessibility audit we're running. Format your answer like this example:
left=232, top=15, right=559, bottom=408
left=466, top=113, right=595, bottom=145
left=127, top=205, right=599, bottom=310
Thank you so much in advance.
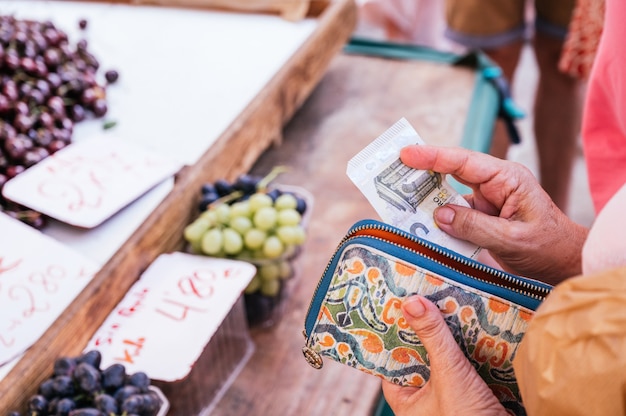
left=0, top=213, right=97, bottom=365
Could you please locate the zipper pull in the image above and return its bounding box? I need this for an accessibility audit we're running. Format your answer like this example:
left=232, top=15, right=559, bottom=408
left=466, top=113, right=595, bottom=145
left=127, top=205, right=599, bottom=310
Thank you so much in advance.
left=302, top=345, right=324, bottom=369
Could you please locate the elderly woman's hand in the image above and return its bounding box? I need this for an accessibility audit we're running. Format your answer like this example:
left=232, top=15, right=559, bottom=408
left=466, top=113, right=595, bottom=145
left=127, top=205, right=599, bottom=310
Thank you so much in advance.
left=382, top=295, right=508, bottom=416
left=400, top=145, right=588, bottom=285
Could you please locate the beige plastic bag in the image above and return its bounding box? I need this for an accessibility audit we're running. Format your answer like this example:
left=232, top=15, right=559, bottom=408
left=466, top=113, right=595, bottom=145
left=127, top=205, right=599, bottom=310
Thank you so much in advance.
left=513, top=267, right=626, bottom=415
left=132, top=0, right=311, bottom=21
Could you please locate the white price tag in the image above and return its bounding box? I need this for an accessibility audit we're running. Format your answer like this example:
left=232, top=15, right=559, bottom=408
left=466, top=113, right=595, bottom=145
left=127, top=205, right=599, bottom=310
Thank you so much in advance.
left=2, top=135, right=181, bottom=228
left=0, top=213, right=98, bottom=365
left=85, top=252, right=256, bottom=381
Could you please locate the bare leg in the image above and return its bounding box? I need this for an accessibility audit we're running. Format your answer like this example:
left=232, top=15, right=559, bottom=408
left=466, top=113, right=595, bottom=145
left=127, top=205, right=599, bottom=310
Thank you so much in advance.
left=533, top=32, right=583, bottom=212
left=482, top=40, right=525, bottom=159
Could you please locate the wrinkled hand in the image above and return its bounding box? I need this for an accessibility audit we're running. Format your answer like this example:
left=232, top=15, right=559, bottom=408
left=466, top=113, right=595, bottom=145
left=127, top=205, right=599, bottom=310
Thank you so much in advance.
left=382, top=296, right=507, bottom=416
left=400, top=145, right=588, bottom=284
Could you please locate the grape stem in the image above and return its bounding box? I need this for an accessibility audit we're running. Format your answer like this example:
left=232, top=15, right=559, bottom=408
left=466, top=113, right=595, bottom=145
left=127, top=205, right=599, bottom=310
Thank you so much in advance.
left=257, top=165, right=290, bottom=191
left=212, top=190, right=244, bottom=206
left=207, top=165, right=289, bottom=210
left=102, top=120, right=117, bottom=130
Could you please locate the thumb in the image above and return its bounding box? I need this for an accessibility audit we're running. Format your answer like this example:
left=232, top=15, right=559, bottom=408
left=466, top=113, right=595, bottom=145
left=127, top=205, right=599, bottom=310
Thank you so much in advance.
left=434, top=204, right=508, bottom=251
left=402, top=295, right=466, bottom=370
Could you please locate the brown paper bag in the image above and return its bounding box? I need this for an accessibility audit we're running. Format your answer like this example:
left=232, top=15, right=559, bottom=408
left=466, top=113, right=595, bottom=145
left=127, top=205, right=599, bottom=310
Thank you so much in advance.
left=513, top=267, right=626, bottom=415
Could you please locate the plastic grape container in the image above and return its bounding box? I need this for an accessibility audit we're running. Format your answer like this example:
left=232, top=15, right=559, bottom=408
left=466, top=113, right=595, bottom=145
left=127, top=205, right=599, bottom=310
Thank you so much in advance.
left=241, top=184, right=313, bottom=328
left=151, top=297, right=254, bottom=415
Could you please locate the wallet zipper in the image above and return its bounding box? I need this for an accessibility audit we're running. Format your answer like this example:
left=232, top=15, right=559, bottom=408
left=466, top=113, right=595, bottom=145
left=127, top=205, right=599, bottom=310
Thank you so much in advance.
left=358, top=222, right=551, bottom=300
left=303, top=219, right=552, bottom=341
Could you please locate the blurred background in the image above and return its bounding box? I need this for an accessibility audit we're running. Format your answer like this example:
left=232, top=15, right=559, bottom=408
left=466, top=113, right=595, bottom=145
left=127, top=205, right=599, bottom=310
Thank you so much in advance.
left=353, top=0, right=595, bottom=228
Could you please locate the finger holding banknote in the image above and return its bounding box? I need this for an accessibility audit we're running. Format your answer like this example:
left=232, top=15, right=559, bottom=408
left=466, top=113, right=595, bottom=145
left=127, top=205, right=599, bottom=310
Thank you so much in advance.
left=399, top=145, right=588, bottom=285
left=346, top=119, right=483, bottom=259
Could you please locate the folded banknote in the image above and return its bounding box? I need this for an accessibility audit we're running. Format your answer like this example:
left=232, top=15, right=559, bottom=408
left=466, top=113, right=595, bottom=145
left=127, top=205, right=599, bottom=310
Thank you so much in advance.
left=346, top=118, right=481, bottom=259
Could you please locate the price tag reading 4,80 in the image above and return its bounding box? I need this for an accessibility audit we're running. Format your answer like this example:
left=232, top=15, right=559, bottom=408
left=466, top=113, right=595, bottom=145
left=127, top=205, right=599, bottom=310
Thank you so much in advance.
left=85, top=252, right=256, bottom=382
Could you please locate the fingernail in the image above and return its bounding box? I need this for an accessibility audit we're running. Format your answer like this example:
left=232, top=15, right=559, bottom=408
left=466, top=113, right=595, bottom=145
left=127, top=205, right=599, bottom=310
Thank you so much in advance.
left=435, top=205, right=455, bottom=225
left=403, top=296, right=425, bottom=318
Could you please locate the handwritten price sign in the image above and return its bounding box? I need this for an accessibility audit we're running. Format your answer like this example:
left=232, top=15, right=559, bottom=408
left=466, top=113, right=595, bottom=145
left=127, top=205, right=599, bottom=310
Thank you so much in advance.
left=85, top=252, right=256, bottom=381
left=1, top=135, right=181, bottom=228
left=0, top=213, right=97, bottom=365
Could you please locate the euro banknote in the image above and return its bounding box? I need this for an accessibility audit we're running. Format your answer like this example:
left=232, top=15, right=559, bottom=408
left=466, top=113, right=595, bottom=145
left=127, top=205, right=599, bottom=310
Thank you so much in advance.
left=347, top=118, right=481, bottom=259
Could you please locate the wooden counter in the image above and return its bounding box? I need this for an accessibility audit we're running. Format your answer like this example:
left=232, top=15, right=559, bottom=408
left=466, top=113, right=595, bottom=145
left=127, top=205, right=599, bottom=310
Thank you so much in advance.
left=0, top=0, right=358, bottom=412
left=213, top=51, right=483, bottom=414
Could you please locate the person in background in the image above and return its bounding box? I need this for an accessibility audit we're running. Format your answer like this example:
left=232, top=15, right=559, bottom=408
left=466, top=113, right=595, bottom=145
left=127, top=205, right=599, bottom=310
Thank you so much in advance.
left=355, top=0, right=456, bottom=51
left=576, top=3, right=622, bottom=215
left=381, top=0, right=625, bottom=413
left=444, top=0, right=583, bottom=213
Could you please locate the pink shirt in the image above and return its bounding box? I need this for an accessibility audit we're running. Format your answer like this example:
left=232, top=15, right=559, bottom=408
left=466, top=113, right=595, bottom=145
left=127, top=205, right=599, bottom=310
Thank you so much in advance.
left=582, top=0, right=626, bottom=214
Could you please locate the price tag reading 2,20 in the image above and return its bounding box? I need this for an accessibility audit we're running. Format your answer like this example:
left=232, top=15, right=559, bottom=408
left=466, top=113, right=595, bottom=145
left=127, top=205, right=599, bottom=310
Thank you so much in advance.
left=0, top=213, right=97, bottom=366
left=1, top=135, right=182, bottom=229
left=84, top=252, right=256, bottom=382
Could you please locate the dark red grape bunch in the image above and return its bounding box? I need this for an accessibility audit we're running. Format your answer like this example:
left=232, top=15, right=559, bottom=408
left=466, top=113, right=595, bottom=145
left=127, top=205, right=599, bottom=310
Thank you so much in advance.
left=0, top=15, right=120, bottom=229
left=7, top=350, right=164, bottom=416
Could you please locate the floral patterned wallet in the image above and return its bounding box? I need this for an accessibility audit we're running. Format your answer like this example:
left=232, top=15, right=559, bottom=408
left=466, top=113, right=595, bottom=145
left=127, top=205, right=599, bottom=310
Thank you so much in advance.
left=302, top=219, right=552, bottom=415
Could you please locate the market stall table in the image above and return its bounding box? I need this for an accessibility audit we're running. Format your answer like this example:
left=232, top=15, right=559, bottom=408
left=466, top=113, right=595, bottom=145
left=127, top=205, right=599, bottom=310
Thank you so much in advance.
left=0, top=2, right=500, bottom=412
left=0, top=0, right=358, bottom=412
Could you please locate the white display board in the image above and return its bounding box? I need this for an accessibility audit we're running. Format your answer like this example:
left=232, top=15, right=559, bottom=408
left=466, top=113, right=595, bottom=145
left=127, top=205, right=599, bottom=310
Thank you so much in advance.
left=1, top=1, right=319, bottom=264
left=2, top=1, right=319, bottom=166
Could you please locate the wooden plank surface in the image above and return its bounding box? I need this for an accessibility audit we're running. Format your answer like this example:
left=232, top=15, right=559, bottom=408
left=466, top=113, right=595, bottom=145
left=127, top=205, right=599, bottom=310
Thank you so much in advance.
left=0, top=0, right=357, bottom=412
left=210, top=52, right=480, bottom=415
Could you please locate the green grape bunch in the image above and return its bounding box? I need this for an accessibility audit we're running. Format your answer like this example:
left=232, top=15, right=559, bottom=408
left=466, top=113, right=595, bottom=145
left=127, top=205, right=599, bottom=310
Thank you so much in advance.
left=183, top=167, right=310, bottom=303
left=184, top=192, right=306, bottom=260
